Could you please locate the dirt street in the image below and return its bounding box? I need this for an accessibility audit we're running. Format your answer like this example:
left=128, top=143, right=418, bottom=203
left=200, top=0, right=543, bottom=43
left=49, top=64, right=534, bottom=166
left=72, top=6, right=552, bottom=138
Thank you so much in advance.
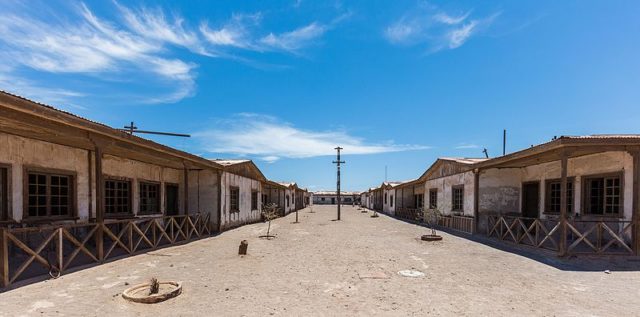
left=1, top=205, right=639, bottom=316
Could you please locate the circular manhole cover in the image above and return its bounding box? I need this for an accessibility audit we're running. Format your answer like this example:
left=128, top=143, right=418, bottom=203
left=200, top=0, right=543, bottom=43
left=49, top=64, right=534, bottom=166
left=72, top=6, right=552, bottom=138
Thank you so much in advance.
left=398, top=270, right=425, bottom=278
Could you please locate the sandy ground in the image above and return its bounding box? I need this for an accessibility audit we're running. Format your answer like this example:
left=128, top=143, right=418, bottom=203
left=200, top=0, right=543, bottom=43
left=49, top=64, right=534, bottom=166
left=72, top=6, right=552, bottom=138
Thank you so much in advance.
left=1, top=205, right=640, bottom=316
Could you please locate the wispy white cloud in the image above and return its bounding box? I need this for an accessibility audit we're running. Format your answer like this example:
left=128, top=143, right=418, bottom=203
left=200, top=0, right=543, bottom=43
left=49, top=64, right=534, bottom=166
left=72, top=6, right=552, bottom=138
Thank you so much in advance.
left=433, top=12, right=471, bottom=25
left=454, top=143, right=480, bottom=149
left=384, top=5, right=499, bottom=52
left=260, top=22, right=328, bottom=52
left=200, top=13, right=262, bottom=50
left=194, top=113, right=429, bottom=162
left=0, top=2, right=200, bottom=104
left=0, top=2, right=342, bottom=105
left=260, top=13, right=350, bottom=53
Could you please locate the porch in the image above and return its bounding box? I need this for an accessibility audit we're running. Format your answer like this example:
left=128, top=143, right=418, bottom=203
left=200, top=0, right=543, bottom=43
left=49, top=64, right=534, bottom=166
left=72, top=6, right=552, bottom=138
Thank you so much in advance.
left=486, top=215, right=634, bottom=255
left=475, top=136, right=640, bottom=257
left=0, top=213, right=212, bottom=290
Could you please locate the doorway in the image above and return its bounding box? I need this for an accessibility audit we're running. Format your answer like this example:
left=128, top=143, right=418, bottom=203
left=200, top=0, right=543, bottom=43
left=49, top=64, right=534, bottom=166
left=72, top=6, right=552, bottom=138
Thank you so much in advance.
left=521, top=182, right=540, bottom=218
left=331, top=197, right=336, bottom=204
left=165, top=184, right=179, bottom=216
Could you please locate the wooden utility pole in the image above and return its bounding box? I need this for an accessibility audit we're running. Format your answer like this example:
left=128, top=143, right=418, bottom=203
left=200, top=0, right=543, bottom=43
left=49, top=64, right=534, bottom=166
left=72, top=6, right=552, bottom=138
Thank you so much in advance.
left=333, top=147, right=345, bottom=220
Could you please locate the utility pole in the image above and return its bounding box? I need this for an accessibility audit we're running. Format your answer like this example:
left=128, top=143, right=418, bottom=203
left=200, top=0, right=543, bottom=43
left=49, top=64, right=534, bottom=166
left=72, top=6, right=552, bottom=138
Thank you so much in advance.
left=333, top=147, right=345, bottom=220
left=503, top=129, right=507, bottom=156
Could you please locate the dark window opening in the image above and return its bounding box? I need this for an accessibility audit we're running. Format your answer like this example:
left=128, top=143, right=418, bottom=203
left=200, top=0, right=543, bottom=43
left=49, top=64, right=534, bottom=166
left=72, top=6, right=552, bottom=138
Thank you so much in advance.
left=584, top=174, right=622, bottom=216
left=545, top=179, right=573, bottom=214
left=0, top=167, right=7, bottom=220
left=230, top=187, right=240, bottom=212
left=139, top=182, right=160, bottom=215
left=27, top=171, right=73, bottom=218
left=165, top=184, right=179, bottom=216
left=414, top=194, right=424, bottom=209
left=251, top=191, right=258, bottom=210
left=429, top=188, right=437, bottom=209
left=105, top=179, right=131, bottom=215
left=390, top=195, right=394, bottom=207
left=452, top=185, right=464, bottom=212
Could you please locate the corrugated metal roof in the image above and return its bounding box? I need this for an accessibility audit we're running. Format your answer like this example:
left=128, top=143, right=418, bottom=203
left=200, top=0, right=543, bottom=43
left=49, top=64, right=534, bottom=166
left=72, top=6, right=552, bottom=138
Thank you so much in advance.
left=211, top=159, right=251, bottom=166
left=439, top=157, right=489, bottom=164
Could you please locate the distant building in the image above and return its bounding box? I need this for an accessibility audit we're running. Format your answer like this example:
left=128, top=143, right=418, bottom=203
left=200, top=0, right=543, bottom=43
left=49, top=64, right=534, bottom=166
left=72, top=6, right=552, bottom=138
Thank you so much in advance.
left=312, top=191, right=360, bottom=205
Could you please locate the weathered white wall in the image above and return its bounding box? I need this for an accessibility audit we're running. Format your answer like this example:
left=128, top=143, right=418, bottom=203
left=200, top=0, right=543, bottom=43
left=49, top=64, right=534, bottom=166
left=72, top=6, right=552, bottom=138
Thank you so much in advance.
left=424, top=171, right=475, bottom=217
left=476, top=151, right=634, bottom=231
left=383, top=188, right=395, bottom=215
left=103, top=154, right=183, bottom=216
left=478, top=168, right=521, bottom=215
left=0, top=132, right=91, bottom=222
left=521, top=151, right=632, bottom=220
left=220, top=171, right=262, bottom=229
left=189, top=169, right=219, bottom=230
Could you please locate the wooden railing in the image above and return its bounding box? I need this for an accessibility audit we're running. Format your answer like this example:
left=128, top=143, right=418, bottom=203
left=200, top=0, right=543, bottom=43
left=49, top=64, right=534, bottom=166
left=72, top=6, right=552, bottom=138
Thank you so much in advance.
left=1, top=213, right=212, bottom=289
left=438, top=215, right=474, bottom=234
left=487, top=215, right=560, bottom=251
left=566, top=220, right=633, bottom=255
left=486, top=215, right=635, bottom=255
left=395, top=208, right=423, bottom=222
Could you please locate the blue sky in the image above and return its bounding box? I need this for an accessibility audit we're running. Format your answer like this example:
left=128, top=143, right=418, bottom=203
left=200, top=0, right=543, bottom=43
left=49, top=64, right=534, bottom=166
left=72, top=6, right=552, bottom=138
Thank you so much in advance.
left=1, top=1, right=639, bottom=192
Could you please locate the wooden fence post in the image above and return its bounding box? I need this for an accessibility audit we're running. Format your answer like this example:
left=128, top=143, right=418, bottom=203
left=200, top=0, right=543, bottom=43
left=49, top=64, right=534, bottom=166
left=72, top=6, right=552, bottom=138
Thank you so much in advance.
left=57, top=228, right=63, bottom=274
left=1, top=228, right=9, bottom=288
left=557, top=152, right=569, bottom=256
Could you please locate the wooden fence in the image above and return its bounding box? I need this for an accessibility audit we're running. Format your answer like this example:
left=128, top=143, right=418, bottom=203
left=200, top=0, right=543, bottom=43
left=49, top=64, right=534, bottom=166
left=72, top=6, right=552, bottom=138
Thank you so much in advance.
left=1, top=213, right=211, bottom=289
left=486, top=215, right=635, bottom=255
left=395, top=208, right=423, bottom=222
left=438, top=215, right=474, bottom=234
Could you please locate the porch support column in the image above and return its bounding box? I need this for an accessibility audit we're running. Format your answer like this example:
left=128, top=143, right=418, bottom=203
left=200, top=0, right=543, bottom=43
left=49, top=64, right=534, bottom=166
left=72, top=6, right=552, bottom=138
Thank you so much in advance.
left=559, top=152, right=569, bottom=256
left=473, top=168, right=480, bottom=234
left=89, top=135, right=108, bottom=262
left=183, top=162, right=189, bottom=216
left=631, top=150, right=640, bottom=255
left=217, top=169, right=222, bottom=233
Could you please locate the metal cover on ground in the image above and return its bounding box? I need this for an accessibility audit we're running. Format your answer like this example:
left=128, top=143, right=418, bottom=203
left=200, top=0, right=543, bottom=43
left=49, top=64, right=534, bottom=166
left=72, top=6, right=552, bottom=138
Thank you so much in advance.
left=398, top=270, right=425, bottom=278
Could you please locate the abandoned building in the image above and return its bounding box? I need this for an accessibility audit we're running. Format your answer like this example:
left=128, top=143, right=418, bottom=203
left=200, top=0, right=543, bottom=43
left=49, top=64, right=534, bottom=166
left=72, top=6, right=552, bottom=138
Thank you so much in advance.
left=0, top=91, right=308, bottom=289
left=365, top=136, right=640, bottom=256
left=312, top=191, right=360, bottom=205
left=211, top=160, right=267, bottom=230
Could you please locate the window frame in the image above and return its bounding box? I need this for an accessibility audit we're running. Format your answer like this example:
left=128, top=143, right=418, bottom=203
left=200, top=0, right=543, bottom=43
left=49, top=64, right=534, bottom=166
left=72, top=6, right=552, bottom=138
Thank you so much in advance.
left=414, top=194, right=424, bottom=209
left=0, top=164, right=10, bottom=221
left=451, top=185, right=464, bottom=212
left=251, top=190, right=259, bottom=211
left=229, top=186, right=240, bottom=213
left=429, top=188, right=438, bottom=209
left=582, top=172, right=624, bottom=217
left=138, top=180, right=161, bottom=215
left=390, top=194, right=394, bottom=207
left=104, top=176, right=133, bottom=217
left=23, top=166, right=76, bottom=221
left=544, top=177, right=575, bottom=215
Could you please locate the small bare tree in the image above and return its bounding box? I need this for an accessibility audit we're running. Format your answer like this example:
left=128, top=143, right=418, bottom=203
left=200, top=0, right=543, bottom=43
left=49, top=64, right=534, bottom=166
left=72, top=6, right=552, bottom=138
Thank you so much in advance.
left=260, top=203, right=279, bottom=239
left=149, top=277, right=160, bottom=295
left=423, top=207, right=442, bottom=236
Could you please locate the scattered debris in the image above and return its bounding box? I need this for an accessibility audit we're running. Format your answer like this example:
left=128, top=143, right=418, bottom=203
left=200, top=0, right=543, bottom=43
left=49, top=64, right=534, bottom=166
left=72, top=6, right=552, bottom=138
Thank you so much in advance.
left=358, top=271, right=390, bottom=279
